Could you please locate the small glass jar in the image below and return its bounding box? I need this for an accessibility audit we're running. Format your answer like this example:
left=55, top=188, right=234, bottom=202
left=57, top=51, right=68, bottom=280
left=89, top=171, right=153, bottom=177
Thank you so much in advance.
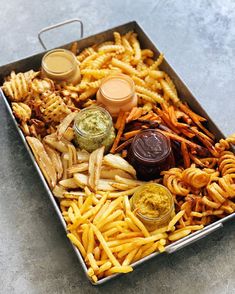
left=127, top=129, right=175, bottom=180
left=96, top=74, right=137, bottom=117
left=73, top=106, right=115, bottom=153
left=130, top=183, right=175, bottom=230
left=41, top=48, right=81, bottom=85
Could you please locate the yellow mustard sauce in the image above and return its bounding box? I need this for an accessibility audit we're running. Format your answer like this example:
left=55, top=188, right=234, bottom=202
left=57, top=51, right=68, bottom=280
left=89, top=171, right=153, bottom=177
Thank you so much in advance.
left=131, top=183, right=175, bottom=229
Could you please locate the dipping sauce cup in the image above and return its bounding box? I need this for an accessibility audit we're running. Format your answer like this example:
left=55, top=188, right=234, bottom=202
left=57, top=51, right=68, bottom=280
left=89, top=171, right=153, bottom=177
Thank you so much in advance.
left=127, top=129, right=175, bottom=180
left=42, top=49, right=81, bottom=85
left=73, top=106, right=115, bottom=153
left=96, top=74, right=137, bottom=117
left=130, top=183, right=175, bottom=230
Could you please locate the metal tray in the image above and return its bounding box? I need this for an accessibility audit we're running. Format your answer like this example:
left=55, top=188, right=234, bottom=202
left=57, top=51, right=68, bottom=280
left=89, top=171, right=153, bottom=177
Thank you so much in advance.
left=0, top=20, right=234, bottom=285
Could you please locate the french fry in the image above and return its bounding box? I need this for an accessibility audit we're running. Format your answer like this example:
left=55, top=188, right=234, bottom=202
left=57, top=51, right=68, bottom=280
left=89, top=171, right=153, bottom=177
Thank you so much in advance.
left=67, top=233, right=86, bottom=259
left=97, top=261, right=112, bottom=275
left=168, top=228, right=191, bottom=241
left=92, top=200, right=110, bottom=224
left=141, top=241, right=159, bottom=259
left=132, top=248, right=143, bottom=263
left=77, top=150, right=90, bottom=162
left=100, top=220, right=127, bottom=232
left=59, top=178, right=78, bottom=189
left=125, top=217, right=140, bottom=232
left=88, top=146, right=105, bottom=191
left=91, top=275, right=98, bottom=283
left=67, top=162, right=89, bottom=174
left=101, top=167, right=134, bottom=180
left=93, top=246, right=101, bottom=261
left=94, top=196, right=123, bottom=225
left=87, top=226, right=95, bottom=255
left=106, top=186, right=140, bottom=198
left=74, top=173, right=116, bottom=191
left=97, top=210, right=123, bottom=229
left=167, top=210, right=185, bottom=231
left=103, top=228, right=120, bottom=239
left=87, top=252, right=99, bottom=271
left=82, top=224, right=89, bottom=251
left=68, top=207, right=75, bottom=223
left=105, top=265, right=133, bottom=274
left=70, top=41, right=78, bottom=55
left=56, top=112, right=77, bottom=140
left=91, top=224, right=121, bottom=267
left=134, top=233, right=168, bottom=246
left=123, top=195, right=131, bottom=212
left=150, top=226, right=168, bottom=236
left=87, top=267, right=95, bottom=277
left=70, top=202, right=81, bottom=218
left=44, top=144, right=63, bottom=180
left=111, top=182, right=131, bottom=190
left=126, top=210, right=150, bottom=237
left=26, top=136, right=57, bottom=188
left=115, top=175, right=145, bottom=187
left=52, top=185, right=66, bottom=198
left=122, top=249, right=139, bottom=265
left=117, top=232, right=143, bottom=239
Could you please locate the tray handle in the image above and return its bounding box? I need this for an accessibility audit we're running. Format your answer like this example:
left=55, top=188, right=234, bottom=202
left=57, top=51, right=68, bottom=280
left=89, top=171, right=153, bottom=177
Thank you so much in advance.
left=165, top=222, right=223, bottom=254
left=38, top=18, right=84, bottom=50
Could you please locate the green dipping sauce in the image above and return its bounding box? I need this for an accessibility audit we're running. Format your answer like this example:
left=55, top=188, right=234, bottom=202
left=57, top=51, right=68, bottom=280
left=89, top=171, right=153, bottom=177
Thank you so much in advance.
left=74, top=106, right=115, bottom=153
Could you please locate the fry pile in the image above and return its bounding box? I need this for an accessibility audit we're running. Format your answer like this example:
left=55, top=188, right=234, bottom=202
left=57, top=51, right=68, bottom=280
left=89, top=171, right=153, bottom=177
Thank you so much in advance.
left=65, top=189, right=204, bottom=282
left=1, top=30, right=235, bottom=283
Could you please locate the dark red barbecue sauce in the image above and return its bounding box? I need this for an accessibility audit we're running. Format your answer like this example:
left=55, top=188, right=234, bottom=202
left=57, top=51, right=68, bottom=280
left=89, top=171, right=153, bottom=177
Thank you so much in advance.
left=127, top=129, right=175, bottom=180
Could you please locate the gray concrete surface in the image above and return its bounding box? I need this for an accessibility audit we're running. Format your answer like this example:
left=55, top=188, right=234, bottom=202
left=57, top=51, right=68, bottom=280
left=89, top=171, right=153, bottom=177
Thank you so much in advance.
left=0, top=0, right=235, bottom=293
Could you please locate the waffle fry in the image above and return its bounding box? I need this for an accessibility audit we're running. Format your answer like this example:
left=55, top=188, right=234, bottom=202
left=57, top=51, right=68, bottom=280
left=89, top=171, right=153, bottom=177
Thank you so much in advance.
left=2, top=70, right=38, bottom=101
left=40, top=91, right=71, bottom=123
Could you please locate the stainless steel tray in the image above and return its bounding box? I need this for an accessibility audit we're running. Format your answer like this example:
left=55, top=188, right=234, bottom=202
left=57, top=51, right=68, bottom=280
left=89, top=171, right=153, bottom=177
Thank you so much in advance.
left=0, top=20, right=234, bottom=285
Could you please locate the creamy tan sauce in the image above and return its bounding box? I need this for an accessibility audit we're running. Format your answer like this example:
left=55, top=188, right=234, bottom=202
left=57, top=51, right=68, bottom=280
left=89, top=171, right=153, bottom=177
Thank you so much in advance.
left=101, top=78, right=131, bottom=100
left=44, top=52, right=73, bottom=73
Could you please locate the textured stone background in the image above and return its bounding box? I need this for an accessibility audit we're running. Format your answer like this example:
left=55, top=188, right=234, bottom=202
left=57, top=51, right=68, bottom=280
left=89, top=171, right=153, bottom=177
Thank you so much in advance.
left=0, top=0, right=234, bottom=293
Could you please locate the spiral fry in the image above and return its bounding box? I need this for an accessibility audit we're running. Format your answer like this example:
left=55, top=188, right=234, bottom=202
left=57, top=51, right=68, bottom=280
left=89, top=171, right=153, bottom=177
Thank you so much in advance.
left=207, top=175, right=235, bottom=204
left=215, top=133, right=235, bottom=153
left=162, top=168, right=190, bottom=196
left=181, top=166, right=210, bottom=189
left=218, top=151, right=235, bottom=176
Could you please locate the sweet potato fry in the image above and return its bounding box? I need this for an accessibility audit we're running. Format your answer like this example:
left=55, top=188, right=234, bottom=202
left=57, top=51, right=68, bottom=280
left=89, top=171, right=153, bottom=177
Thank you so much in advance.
left=110, top=112, right=128, bottom=153
left=155, top=107, right=180, bottom=134
left=178, top=102, right=215, bottom=139
left=126, top=107, right=138, bottom=123
left=157, top=130, right=199, bottom=149
left=123, top=130, right=141, bottom=140
left=178, top=102, right=206, bottom=122
left=115, top=111, right=125, bottom=129
left=181, top=142, right=190, bottom=168
left=115, top=138, right=133, bottom=153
